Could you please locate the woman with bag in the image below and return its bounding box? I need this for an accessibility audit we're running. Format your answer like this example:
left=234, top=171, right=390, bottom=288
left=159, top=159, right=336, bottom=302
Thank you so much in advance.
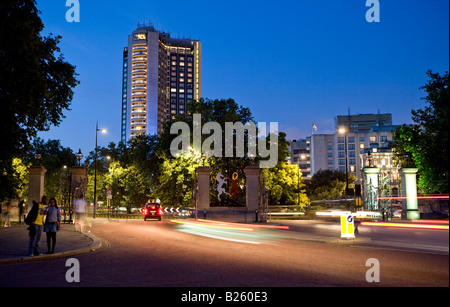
left=44, top=197, right=61, bottom=254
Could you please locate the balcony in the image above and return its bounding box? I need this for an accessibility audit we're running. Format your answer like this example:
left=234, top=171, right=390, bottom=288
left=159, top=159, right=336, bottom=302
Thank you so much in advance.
left=131, top=120, right=145, bottom=125
left=132, top=69, right=147, bottom=74
left=131, top=86, right=146, bottom=91
left=131, top=103, right=146, bottom=108
left=132, top=74, right=146, bottom=79
left=133, top=46, right=147, bottom=51
left=131, top=98, right=146, bottom=103
left=131, top=92, right=146, bottom=97
left=131, top=126, right=146, bottom=132
left=133, top=51, right=147, bottom=57
left=131, top=109, right=146, bottom=115
left=133, top=57, right=147, bottom=62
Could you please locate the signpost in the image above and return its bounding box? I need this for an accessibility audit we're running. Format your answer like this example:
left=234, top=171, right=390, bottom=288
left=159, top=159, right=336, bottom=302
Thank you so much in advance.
left=341, top=212, right=355, bottom=239
left=106, top=187, right=112, bottom=220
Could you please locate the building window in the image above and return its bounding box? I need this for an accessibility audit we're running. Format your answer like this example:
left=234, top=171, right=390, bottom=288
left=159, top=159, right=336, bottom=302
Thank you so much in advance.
left=370, top=136, right=377, bottom=142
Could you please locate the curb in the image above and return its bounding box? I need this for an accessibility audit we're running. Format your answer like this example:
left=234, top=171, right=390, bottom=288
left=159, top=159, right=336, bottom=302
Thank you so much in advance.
left=0, top=231, right=103, bottom=265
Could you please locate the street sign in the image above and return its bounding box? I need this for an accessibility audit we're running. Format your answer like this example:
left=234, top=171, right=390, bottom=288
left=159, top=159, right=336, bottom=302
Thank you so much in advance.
left=106, top=187, right=112, bottom=200
left=341, top=212, right=355, bottom=239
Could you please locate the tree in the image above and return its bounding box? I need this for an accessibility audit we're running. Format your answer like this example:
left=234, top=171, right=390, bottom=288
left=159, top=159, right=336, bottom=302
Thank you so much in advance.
left=154, top=151, right=203, bottom=207
left=28, top=138, right=77, bottom=200
left=306, top=170, right=357, bottom=200
left=261, top=163, right=310, bottom=207
left=0, top=0, right=79, bottom=200
left=11, top=158, right=31, bottom=201
left=156, top=98, right=256, bottom=207
left=261, top=132, right=310, bottom=207
left=393, top=71, right=449, bottom=193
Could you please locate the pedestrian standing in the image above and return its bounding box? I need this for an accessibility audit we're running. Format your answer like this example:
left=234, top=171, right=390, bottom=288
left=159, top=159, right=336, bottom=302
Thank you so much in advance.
left=3, top=202, right=12, bottom=227
left=44, top=197, right=61, bottom=254
left=27, top=201, right=39, bottom=257
left=18, top=200, right=25, bottom=225
left=73, top=192, right=87, bottom=233
left=33, top=197, right=47, bottom=255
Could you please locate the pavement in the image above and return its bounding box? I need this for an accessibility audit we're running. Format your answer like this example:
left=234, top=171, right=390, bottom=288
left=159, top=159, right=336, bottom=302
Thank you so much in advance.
left=0, top=220, right=102, bottom=265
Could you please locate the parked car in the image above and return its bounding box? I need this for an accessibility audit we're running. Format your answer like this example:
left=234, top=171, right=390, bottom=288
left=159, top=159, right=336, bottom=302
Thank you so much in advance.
left=142, top=203, right=163, bottom=221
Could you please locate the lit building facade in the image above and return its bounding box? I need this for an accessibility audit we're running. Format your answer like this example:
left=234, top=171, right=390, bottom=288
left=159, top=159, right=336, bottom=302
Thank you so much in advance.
left=122, top=26, right=202, bottom=142
left=291, top=113, right=399, bottom=195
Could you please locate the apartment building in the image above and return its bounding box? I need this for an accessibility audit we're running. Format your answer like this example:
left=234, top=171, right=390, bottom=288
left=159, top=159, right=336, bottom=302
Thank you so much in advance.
left=122, top=25, right=201, bottom=142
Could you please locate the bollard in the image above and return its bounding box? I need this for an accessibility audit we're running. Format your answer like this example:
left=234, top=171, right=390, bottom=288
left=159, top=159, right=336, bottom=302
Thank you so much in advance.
left=341, top=212, right=355, bottom=239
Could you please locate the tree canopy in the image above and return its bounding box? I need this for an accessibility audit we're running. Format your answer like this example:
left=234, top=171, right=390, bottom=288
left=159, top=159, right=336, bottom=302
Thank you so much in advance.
left=393, top=70, right=449, bottom=193
left=0, top=0, right=79, bottom=200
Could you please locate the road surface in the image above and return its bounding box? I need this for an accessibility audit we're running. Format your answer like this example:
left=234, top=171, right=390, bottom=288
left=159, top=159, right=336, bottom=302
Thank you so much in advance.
left=0, top=218, right=448, bottom=288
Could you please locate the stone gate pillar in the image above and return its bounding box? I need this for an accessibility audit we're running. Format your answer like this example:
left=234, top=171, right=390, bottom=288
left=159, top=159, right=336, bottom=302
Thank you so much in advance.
left=71, top=166, right=88, bottom=199
left=28, top=165, right=47, bottom=211
left=244, top=166, right=260, bottom=212
left=196, top=166, right=211, bottom=211
left=400, top=168, right=420, bottom=220
left=363, top=167, right=380, bottom=211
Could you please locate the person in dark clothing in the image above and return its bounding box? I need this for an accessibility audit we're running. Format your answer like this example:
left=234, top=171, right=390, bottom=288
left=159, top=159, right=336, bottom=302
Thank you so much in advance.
left=27, top=201, right=40, bottom=256
left=18, top=200, right=25, bottom=225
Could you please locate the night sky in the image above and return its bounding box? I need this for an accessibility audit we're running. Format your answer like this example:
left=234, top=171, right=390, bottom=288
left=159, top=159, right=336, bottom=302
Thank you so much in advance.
left=35, top=0, right=449, bottom=155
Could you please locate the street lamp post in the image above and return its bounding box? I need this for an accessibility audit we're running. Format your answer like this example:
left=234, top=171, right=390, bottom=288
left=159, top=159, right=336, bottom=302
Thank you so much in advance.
left=76, top=149, right=83, bottom=166
left=93, top=122, right=107, bottom=219
left=339, top=128, right=349, bottom=200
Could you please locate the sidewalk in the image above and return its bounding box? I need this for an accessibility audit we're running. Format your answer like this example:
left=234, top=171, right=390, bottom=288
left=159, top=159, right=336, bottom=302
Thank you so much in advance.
left=0, top=222, right=102, bottom=265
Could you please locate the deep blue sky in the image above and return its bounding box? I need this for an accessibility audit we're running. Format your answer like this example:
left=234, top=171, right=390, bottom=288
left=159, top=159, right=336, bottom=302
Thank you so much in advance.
left=36, top=0, right=449, bottom=155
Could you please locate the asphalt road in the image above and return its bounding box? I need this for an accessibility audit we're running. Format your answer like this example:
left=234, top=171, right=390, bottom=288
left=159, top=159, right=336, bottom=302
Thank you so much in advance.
left=0, top=218, right=448, bottom=289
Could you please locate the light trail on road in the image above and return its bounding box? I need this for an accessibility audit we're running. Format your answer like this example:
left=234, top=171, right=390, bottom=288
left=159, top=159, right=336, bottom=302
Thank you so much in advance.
left=361, top=221, right=449, bottom=230
left=169, top=219, right=285, bottom=245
